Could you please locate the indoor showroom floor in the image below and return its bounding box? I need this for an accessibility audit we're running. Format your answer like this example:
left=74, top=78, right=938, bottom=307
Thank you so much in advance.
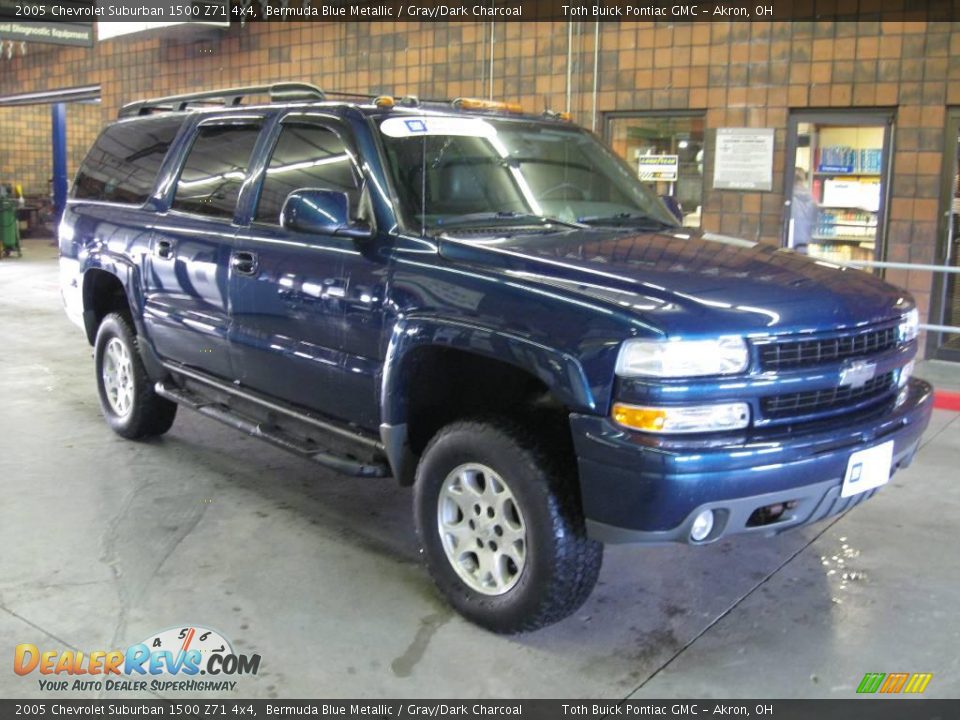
left=2, top=238, right=958, bottom=700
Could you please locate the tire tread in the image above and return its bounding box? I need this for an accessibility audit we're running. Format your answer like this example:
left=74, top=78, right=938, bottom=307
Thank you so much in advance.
left=95, top=312, right=177, bottom=439
left=416, top=415, right=602, bottom=633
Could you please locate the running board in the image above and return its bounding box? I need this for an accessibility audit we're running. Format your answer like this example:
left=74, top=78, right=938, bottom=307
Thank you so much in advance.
left=155, top=381, right=390, bottom=478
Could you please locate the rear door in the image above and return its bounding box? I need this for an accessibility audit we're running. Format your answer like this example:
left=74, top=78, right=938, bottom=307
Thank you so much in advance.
left=144, top=117, right=265, bottom=379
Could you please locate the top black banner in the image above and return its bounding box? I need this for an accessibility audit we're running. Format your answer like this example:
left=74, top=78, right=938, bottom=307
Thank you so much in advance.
left=2, top=0, right=960, bottom=23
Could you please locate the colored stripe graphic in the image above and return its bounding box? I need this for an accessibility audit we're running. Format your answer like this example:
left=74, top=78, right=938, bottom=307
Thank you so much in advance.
left=857, top=673, right=885, bottom=693
left=903, top=673, right=933, bottom=693
left=857, top=672, right=932, bottom=694
left=879, top=672, right=909, bottom=693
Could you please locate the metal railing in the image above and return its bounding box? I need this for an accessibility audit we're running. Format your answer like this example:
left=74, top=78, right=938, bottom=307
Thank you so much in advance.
left=836, top=259, right=960, bottom=334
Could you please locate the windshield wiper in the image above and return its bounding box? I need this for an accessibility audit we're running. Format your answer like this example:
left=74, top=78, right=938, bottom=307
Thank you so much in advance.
left=577, top=213, right=677, bottom=230
left=436, top=211, right=588, bottom=230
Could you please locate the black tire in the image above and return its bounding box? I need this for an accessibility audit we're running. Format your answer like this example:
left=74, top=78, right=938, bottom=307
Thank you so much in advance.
left=414, top=417, right=603, bottom=633
left=94, top=312, right=177, bottom=439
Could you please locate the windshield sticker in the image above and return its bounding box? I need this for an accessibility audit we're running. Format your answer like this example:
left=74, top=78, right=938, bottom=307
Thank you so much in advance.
left=380, top=116, right=497, bottom=139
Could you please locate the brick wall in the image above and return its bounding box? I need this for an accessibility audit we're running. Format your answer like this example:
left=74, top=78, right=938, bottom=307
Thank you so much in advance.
left=0, top=20, right=952, bottom=322
left=0, top=102, right=101, bottom=200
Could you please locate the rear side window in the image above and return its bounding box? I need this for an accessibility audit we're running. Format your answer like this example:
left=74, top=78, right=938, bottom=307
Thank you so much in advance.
left=73, top=116, right=183, bottom=204
left=171, top=123, right=262, bottom=220
left=254, top=122, right=359, bottom=225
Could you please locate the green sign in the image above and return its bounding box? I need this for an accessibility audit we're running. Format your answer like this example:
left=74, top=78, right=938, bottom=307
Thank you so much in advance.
left=0, top=0, right=94, bottom=46
left=0, top=21, right=93, bottom=47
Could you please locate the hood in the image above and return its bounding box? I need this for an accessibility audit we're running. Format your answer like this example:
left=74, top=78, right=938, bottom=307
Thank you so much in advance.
left=437, top=229, right=913, bottom=337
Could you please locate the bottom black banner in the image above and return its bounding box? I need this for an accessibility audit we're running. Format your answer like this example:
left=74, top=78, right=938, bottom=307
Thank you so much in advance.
left=2, top=699, right=957, bottom=720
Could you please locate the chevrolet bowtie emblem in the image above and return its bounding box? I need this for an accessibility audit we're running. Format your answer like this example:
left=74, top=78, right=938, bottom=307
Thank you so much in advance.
left=840, top=359, right=877, bottom=388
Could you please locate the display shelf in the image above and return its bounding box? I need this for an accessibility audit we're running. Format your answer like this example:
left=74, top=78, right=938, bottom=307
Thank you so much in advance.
left=811, top=236, right=876, bottom=244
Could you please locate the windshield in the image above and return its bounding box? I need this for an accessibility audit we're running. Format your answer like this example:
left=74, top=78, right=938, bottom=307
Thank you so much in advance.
left=377, top=115, right=679, bottom=232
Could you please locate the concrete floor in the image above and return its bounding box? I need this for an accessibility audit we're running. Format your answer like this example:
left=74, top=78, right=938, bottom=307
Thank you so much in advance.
left=2, top=238, right=958, bottom=700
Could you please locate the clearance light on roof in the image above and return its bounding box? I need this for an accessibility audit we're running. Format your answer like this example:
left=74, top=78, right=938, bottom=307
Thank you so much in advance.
left=374, top=96, right=395, bottom=108
left=543, top=109, right=572, bottom=122
left=452, top=97, right=524, bottom=114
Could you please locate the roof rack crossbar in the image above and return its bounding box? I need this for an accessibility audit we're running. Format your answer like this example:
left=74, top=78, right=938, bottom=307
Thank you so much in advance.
left=118, top=82, right=326, bottom=118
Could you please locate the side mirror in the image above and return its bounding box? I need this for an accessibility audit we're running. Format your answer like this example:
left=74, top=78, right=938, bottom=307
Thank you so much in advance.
left=280, top=189, right=372, bottom=239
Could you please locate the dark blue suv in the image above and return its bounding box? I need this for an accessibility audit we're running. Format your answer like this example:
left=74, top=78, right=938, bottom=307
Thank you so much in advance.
left=60, top=83, right=933, bottom=633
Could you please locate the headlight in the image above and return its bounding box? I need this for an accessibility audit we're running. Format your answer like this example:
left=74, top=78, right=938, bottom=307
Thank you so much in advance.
left=615, top=337, right=749, bottom=378
left=612, top=401, right=751, bottom=434
left=898, top=308, right=919, bottom=343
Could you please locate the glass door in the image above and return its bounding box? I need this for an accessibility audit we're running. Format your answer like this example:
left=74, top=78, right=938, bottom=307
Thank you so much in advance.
left=783, top=111, right=893, bottom=269
left=930, top=110, right=960, bottom=361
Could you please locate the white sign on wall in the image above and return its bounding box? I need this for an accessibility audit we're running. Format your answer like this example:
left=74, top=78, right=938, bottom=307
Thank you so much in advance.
left=97, top=21, right=228, bottom=41
left=713, top=128, right=775, bottom=191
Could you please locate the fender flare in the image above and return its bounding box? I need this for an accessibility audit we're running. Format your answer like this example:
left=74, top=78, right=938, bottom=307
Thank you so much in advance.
left=378, top=316, right=597, bottom=484
left=80, top=253, right=165, bottom=379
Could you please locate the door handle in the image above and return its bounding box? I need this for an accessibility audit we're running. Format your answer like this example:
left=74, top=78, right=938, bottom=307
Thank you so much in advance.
left=154, top=239, right=175, bottom=259
left=230, top=250, right=258, bottom=276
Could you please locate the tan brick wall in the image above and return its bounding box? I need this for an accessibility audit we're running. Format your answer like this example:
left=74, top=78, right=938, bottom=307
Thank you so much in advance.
left=0, top=20, right=951, bottom=320
left=0, top=102, right=101, bottom=199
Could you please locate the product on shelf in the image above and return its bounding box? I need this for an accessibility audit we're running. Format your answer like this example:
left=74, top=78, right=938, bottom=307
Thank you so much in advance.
left=817, top=145, right=883, bottom=175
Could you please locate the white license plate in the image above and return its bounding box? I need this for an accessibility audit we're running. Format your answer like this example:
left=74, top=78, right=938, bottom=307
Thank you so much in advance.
left=841, top=440, right=894, bottom=498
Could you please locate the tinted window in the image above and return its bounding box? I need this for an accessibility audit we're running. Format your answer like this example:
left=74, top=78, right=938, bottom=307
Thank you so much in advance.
left=73, top=116, right=183, bottom=204
left=171, top=123, right=262, bottom=219
left=379, top=118, right=677, bottom=230
left=255, top=122, right=359, bottom=225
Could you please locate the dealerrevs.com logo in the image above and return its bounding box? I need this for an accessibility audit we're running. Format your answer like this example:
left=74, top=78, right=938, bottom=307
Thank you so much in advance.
left=14, top=625, right=260, bottom=693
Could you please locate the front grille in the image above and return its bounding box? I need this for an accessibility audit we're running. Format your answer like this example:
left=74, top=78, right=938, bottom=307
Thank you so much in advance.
left=761, top=371, right=896, bottom=419
left=757, top=326, right=898, bottom=371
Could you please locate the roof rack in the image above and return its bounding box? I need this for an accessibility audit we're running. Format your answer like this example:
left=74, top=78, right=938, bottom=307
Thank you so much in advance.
left=117, top=82, right=326, bottom=118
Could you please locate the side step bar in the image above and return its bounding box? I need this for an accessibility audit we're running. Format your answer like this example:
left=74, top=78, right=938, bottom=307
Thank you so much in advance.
left=162, top=360, right=382, bottom=452
left=155, top=381, right=390, bottom=478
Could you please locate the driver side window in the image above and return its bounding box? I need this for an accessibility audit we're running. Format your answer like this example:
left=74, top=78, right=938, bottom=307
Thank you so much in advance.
left=255, top=122, right=359, bottom=225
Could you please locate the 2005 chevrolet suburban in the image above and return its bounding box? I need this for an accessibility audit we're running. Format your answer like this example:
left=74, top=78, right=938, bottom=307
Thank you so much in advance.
left=60, top=83, right=933, bottom=632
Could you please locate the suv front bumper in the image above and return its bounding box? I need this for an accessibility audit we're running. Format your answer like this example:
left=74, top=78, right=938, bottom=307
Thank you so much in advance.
left=571, top=378, right=934, bottom=544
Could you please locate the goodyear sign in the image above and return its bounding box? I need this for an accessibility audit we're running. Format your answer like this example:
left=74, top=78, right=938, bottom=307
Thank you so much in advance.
left=637, top=155, right=678, bottom=183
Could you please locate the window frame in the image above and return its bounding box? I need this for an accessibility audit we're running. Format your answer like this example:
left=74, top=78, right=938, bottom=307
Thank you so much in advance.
left=601, top=109, right=707, bottom=229
left=165, top=115, right=267, bottom=224
left=247, top=113, right=363, bottom=229
left=70, top=115, right=186, bottom=209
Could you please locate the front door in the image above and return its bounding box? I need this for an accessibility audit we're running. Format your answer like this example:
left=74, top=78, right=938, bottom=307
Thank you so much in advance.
left=230, top=114, right=381, bottom=426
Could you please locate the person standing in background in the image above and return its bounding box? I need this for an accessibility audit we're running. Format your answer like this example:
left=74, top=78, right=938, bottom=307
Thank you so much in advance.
left=791, top=168, right=817, bottom=254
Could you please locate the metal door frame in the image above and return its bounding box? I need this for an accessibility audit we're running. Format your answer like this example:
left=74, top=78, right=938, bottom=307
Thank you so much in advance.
left=781, top=109, right=895, bottom=266
left=927, top=108, right=960, bottom=362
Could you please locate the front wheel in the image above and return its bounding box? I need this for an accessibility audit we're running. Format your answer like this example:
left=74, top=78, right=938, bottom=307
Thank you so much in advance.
left=94, top=312, right=177, bottom=439
left=414, top=418, right=602, bottom=633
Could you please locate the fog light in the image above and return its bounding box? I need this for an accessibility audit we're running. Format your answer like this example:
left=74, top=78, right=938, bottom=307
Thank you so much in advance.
left=690, top=509, right=715, bottom=542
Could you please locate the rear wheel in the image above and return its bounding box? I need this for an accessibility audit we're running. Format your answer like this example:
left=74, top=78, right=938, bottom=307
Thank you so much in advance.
left=94, top=312, right=177, bottom=439
left=414, top=418, right=602, bottom=633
